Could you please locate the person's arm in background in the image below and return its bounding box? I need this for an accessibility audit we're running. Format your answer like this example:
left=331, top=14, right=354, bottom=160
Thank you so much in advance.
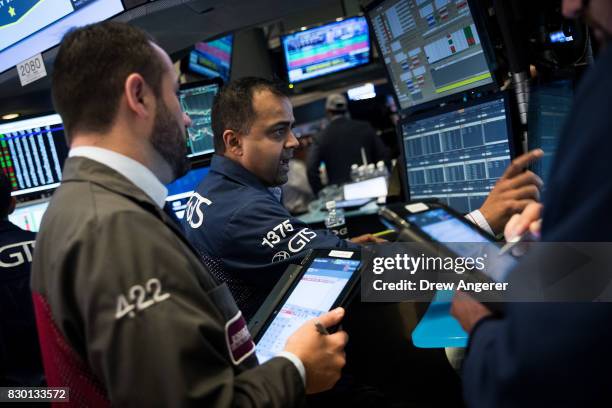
left=306, top=134, right=324, bottom=196
left=472, top=149, right=544, bottom=236
left=282, top=161, right=314, bottom=214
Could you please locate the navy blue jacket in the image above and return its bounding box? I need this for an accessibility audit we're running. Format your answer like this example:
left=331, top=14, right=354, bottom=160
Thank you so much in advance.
left=462, top=45, right=612, bottom=406
left=0, top=220, right=43, bottom=386
left=182, top=155, right=356, bottom=319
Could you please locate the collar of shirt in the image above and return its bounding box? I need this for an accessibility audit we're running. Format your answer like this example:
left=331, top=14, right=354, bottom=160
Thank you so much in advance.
left=210, top=154, right=278, bottom=198
left=69, top=146, right=168, bottom=208
left=268, top=186, right=282, bottom=203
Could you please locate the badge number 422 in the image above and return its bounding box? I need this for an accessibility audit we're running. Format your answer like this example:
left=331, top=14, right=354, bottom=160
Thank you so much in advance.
left=116, top=278, right=171, bottom=320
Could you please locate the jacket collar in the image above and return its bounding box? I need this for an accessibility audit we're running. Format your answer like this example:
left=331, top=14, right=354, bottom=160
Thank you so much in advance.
left=210, top=154, right=271, bottom=194
left=69, top=146, right=167, bottom=208
left=62, top=156, right=160, bottom=209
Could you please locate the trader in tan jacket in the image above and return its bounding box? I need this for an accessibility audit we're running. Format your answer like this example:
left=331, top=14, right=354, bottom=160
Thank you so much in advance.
left=31, top=21, right=347, bottom=406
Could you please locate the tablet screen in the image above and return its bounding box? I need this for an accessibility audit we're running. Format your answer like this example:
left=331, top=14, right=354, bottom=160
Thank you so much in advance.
left=408, top=208, right=491, bottom=244
left=255, top=257, right=361, bottom=363
left=407, top=208, right=517, bottom=282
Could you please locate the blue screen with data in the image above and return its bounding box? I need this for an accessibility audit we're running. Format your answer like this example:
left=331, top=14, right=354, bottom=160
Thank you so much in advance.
left=402, top=95, right=512, bottom=213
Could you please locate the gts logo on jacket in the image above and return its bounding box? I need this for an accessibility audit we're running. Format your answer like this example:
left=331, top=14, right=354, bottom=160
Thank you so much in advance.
left=0, top=240, right=35, bottom=268
left=186, top=193, right=212, bottom=229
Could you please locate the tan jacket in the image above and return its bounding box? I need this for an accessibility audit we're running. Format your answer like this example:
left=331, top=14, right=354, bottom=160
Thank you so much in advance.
left=31, top=157, right=304, bottom=407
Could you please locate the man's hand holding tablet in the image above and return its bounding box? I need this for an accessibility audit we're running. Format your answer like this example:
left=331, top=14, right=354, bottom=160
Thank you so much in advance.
left=284, top=307, right=349, bottom=394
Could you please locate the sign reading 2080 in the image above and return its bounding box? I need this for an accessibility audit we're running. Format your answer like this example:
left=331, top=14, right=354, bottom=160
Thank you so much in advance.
left=0, top=0, right=97, bottom=53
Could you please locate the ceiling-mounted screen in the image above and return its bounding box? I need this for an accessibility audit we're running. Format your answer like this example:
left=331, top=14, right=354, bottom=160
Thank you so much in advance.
left=0, top=0, right=124, bottom=74
left=367, top=0, right=494, bottom=111
left=188, top=34, right=233, bottom=83
left=282, top=16, right=371, bottom=84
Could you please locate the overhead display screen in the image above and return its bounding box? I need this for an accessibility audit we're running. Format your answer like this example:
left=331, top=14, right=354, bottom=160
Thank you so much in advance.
left=282, top=16, right=370, bottom=84
left=368, top=0, right=494, bottom=110
left=0, top=0, right=124, bottom=73
left=189, top=35, right=233, bottom=83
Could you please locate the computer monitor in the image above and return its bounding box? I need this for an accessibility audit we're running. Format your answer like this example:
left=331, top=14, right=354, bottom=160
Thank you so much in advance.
left=165, top=166, right=210, bottom=220
left=9, top=198, right=50, bottom=232
left=281, top=16, right=371, bottom=84
left=0, top=0, right=124, bottom=74
left=0, top=113, right=69, bottom=197
left=179, top=79, right=221, bottom=159
left=188, top=35, right=233, bottom=83
left=400, top=93, right=515, bottom=213
left=366, top=0, right=495, bottom=111
left=527, top=80, right=573, bottom=184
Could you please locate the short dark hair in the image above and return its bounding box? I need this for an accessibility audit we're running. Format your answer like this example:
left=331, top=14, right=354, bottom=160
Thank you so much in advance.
left=211, top=77, right=288, bottom=153
left=0, top=171, right=13, bottom=219
left=52, top=22, right=166, bottom=141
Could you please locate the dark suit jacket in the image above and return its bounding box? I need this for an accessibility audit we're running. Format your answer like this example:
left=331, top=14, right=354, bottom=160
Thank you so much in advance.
left=461, top=45, right=612, bottom=406
left=307, top=117, right=389, bottom=194
left=31, top=157, right=304, bottom=406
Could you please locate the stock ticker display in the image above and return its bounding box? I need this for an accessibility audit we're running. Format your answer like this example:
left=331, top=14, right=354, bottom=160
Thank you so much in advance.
left=0, top=114, right=68, bottom=196
left=368, top=0, right=494, bottom=110
left=402, top=96, right=511, bottom=213
left=189, top=34, right=233, bottom=83
left=282, top=16, right=371, bottom=84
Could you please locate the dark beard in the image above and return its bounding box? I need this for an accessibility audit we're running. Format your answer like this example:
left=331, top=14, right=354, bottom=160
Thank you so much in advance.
left=151, top=101, right=190, bottom=181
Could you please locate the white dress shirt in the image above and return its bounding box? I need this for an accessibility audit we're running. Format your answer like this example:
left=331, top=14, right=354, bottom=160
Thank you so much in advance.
left=69, top=146, right=168, bottom=208
left=465, top=209, right=494, bottom=236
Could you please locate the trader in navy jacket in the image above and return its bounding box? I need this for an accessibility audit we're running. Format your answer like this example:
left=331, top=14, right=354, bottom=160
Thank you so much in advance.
left=452, top=0, right=612, bottom=406
left=182, top=78, right=381, bottom=318
left=184, top=77, right=543, bottom=319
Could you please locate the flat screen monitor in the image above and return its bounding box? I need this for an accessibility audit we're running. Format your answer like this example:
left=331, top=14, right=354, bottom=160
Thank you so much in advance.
left=188, top=34, right=233, bottom=83
left=0, top=113, right=68, bottom=197
left=0, top=0, right=124, bottom=74
left=400, top=93, right=514, bottom=213
left=165, top=166, right=210, bottom=220
left=179, top=80, right=221, bottom=159
left=367, top=0, right=494, bottom=111
left=527, top=80, right=573, bottom=184
left=9, top=198, right=50, bottom=232
left=282, top=16, right=371, bottom=84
